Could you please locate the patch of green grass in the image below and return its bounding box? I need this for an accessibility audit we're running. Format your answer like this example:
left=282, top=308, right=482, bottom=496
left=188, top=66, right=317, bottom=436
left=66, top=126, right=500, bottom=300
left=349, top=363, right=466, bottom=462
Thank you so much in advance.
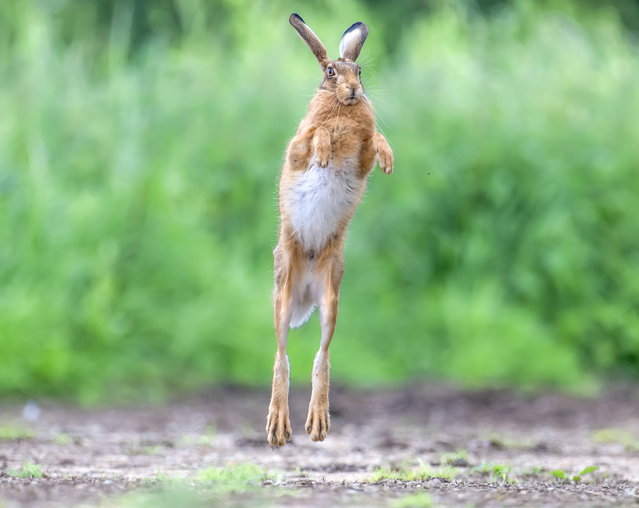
left=551, top=466, right=598, bottom=482
left=391, top=492, right=433, bottom=508
left=472, top=463, right=598, bottom=484
left=592, top=429, right=639, bottom=450
left=481, top=433, right=535, bottom=450
left=10, top=461, right=43, bottom=479
left=550, top=469, right=567, bottom=480
left=574, top=466, right=599, bottom=482
left=471, top=463, right=516, bottom=483
left=194, top=463, right=278, bottom=492
left=115, top=486, right=204, bottom=508
left=155, top=468, right=170, bottom=483
left=0, top=423, right=34, bottom=441
left=491, top=464, right=512, bottom=482
left=139, top=464, right=280, bottom=497
left=54, top=433, right=72, bottom=445
left=115, top=478, right=294, bottom=508
left=371, top=460, right=458, bottom=482
left=125, top=440, right=163, bottom=456
left=181, top=431, right=216, bottom=446
left=440, top=449, right=468, bottom=466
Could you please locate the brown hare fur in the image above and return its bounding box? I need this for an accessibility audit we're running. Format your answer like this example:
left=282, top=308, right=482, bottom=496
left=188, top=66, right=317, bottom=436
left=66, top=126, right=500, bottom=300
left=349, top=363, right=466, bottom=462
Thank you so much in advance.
left=266, top=13, right=393, bottom=446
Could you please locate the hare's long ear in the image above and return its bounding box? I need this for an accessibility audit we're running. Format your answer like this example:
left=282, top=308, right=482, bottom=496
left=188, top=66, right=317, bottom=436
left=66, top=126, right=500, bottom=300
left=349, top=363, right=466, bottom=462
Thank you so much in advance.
left=339, top=22, right=368, bottom=62
left=289, top=13, right=329, bottom=69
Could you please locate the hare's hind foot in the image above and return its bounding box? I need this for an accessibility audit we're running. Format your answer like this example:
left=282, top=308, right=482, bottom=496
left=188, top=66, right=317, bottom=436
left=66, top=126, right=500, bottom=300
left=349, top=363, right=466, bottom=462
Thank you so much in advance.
left=305, top=349, right=331, bottom=442
left=266, top=351, right=292, bottom=446
left=266, top=401, right=292, bottom=446
left=305, top=402, right=330, bottom=442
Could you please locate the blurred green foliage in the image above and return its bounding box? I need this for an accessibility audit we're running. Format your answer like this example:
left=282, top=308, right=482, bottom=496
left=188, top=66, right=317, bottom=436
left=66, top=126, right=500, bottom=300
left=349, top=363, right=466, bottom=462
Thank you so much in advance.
left=1, top=0, right=638, bottom=402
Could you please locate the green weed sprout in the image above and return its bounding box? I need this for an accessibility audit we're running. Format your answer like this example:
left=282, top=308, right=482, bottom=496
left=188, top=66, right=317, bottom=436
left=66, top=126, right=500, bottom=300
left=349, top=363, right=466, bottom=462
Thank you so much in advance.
left=11, top=461, right=43, bottom=479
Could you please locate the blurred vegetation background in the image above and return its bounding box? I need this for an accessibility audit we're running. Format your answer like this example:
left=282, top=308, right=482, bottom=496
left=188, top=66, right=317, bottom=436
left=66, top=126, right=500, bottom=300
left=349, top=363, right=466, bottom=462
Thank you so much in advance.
left=1, top=0, right=638, bottom=403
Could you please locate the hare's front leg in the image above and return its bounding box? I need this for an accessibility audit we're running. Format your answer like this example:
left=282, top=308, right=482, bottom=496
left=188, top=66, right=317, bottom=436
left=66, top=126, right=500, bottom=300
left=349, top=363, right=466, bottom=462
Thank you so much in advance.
left=372, top=132, right=394, bottom=175
left=287, top=126, right=330, bottom=172
left=313, top=127, right=331, bottom=167
left=266, top=251, right=293, bottom=446
left=305, top=258, right=343, bottom=442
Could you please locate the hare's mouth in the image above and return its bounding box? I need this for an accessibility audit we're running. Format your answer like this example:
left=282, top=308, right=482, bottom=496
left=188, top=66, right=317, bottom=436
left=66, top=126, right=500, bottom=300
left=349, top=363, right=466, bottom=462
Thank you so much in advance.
left=335, top=84, right=362, bottom=105
left=338, top=91, right=362, bottom=105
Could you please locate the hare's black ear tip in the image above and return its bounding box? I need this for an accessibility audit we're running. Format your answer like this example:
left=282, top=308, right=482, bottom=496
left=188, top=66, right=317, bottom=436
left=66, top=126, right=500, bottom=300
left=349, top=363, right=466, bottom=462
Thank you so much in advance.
left=344, top=21, right=367, bottom=34
left=290, top=13, right=305, bottom=25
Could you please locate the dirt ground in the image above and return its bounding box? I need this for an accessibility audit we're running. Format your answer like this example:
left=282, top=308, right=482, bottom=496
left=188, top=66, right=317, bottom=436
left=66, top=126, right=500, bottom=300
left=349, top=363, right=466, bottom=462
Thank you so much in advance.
left=1, top=384, right=639, bottom=507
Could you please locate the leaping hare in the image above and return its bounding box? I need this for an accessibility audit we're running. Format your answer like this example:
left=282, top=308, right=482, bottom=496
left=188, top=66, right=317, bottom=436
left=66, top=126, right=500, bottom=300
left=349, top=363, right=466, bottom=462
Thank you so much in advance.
left=266, top=13, right=393, bottom=446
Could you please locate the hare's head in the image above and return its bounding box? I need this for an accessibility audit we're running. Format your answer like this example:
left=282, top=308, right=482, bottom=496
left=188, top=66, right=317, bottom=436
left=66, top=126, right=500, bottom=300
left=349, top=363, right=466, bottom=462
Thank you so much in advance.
left=290, top=13, right=368, bottom=106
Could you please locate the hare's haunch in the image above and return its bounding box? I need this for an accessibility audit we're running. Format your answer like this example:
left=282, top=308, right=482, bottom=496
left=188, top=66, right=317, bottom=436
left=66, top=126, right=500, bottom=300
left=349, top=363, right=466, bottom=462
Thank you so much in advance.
left=266, top=13, right=394, bottom=447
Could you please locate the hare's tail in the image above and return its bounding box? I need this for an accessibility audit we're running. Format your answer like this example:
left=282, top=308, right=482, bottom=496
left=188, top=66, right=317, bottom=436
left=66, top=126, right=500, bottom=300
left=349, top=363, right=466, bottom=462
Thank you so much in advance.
left=289, top=296, right=316, bottom=329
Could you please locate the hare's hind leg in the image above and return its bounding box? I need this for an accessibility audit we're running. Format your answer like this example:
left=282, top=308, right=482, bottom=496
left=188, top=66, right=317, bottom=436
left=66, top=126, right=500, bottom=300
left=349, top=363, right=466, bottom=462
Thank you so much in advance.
left=266, top=248, right=294, bottom=446
left=305, top=254, right=344, bottom=442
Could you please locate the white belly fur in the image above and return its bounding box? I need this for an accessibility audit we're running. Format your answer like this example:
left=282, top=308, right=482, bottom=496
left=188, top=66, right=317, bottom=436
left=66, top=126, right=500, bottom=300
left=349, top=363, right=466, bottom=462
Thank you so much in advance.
left=285, top=158, right=360, bottom=253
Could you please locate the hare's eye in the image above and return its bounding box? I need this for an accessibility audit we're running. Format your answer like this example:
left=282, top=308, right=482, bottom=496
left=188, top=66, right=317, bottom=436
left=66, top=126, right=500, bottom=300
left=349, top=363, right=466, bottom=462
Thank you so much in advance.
left=327, top=67, right=335, bottom=77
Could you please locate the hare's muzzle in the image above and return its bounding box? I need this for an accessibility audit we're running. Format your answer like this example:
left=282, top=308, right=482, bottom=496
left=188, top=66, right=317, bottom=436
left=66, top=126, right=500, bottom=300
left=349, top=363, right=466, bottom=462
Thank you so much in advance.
left=337, top=82, right=362, bottom=105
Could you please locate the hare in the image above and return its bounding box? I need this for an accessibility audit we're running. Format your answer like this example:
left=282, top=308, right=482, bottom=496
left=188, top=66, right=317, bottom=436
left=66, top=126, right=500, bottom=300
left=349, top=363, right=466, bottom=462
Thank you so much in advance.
left=266, top=13, right=393, bottom=446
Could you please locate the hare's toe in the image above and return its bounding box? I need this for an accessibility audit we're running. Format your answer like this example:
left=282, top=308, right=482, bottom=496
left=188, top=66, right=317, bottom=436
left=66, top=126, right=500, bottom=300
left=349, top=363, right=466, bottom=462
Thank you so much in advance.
left=378, top=149, right=394, bottom=174
left=317, top=149, right=331, bottom=168
left=305, top=404, right=330, bottom=442
left=266, top=406, right=292, bottom=446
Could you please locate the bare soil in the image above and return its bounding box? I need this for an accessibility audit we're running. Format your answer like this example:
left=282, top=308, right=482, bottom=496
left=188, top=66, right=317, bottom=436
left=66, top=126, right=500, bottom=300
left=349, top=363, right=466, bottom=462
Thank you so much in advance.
left=1, top=384, right=639, bottom=507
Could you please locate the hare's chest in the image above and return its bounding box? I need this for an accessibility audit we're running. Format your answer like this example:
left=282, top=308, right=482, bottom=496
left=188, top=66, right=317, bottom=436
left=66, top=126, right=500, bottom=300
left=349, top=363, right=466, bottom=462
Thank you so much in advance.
left=286, top=160, right=361, bottom=252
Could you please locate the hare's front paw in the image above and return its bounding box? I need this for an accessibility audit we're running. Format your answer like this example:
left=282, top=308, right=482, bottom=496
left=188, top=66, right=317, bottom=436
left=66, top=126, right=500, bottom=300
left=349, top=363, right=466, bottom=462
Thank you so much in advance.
left=378, top=145, right=394, bottom=175
left=305, top=402, right=330, bottom=442
left=266, top=402, right=292, bottom=446
left=372, top=132, right=394, bottom=175
left=313, top=128, right=331, bottom=168
left=317, top=146, right=331, bottom=168
left=378, top=150, right=393, bottom=175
